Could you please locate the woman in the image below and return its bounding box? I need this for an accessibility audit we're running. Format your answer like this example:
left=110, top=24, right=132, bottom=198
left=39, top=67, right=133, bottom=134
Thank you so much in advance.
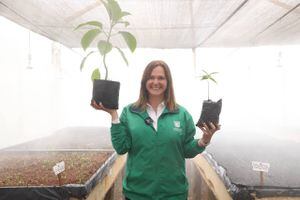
left=91, top=60, right=220, bottom=200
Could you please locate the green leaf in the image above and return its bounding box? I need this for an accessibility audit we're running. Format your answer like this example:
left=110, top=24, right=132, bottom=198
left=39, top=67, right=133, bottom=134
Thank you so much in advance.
left=119, top=31, right=137, bottom=52
left=74, top=21, right=102, bottom=30
left=201, top=75, right=209, bottom=80
left=97, top=40, right=112, bottom=55
left=102, top=0, right=130, bottom=22
left=209, top=77, right=217, bottom=84
left=115, top=47, right=128, bottom=66
left=91, top=68, right=101, bottom=81
left=81, top=29, right=101, bottom=51
left=202, top=70, right=209, bottom=75
left=101, top=0, right=112, bottom=20
left=80, top=51, right=96, bottom=71
left=200, top=70, right=218, bottom=83
left=210, top=72, right=218, bottom=75
left=107, top=0, right=122, bottom=22
left=121, top=11, right=131, bottom=18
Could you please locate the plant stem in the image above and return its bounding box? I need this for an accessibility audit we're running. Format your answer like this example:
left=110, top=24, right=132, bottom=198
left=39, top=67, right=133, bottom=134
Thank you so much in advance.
left=103, top=54, right=108, bottom=80
left=103, top=21, right=114, bottom=80
left=207, top=81, right=210, bottom=100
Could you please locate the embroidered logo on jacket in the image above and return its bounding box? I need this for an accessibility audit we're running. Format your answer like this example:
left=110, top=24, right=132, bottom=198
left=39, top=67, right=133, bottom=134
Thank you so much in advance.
left=174, top=121, right=180, bottom=128
left=173, top=121, right=182, bottom=133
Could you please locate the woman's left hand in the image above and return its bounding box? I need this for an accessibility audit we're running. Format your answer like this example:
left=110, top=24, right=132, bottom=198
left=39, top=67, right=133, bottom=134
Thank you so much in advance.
left=198, top=122, right=220, bottom=146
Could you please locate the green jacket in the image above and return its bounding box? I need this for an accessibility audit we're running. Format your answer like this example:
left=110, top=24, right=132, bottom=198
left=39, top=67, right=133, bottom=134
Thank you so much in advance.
left=110, top=104, right=205, bottom=200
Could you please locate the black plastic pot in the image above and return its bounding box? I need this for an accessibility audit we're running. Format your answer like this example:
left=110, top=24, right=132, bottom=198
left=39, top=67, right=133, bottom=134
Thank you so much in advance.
left=92, top=80, right=120, bottom=109
left=196, top=99, right=222, bottom=128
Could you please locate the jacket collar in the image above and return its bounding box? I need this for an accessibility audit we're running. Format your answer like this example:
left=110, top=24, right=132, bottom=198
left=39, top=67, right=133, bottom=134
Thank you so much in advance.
left=130, top=104, right=179, bottom=118
left=130, top=105, right=149, bottom=120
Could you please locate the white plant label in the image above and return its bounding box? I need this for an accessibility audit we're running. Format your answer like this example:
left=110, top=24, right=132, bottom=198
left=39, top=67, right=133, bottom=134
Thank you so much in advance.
left=252, top=161, right=270, bottom=172
left=53, top=161, right=65, bottom=175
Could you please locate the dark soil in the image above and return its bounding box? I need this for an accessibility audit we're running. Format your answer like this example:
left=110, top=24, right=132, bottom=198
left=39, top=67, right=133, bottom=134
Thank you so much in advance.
left=0, top=151, right=112, bottom=187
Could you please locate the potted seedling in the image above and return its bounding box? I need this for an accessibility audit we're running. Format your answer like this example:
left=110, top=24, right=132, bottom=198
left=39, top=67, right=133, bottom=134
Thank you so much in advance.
left=196, top=70, right=222, bottom=128
left=75, top=0, right=137, bottom=109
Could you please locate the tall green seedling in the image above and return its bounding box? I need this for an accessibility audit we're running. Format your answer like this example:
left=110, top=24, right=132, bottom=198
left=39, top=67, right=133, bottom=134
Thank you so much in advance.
left=74, top=0, right=137, bottom=81
left=200, top=70, right=218, bottom=100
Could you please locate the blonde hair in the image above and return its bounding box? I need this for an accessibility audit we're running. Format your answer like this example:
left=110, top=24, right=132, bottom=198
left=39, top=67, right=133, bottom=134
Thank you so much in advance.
left=133, top=60, right=177, bottom=111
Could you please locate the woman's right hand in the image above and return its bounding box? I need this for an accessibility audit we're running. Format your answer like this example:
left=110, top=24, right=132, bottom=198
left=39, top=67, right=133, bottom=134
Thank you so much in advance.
left=90, top=100, right=118, bottom=120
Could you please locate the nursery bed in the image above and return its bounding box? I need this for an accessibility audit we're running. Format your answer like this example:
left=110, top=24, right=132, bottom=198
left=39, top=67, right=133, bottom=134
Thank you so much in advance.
left=0, top=150, right=116, bottom=200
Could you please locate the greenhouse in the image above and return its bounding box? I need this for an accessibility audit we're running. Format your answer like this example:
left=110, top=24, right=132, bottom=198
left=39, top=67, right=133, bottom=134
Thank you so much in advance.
left=0, top=0, right=300, bottom=200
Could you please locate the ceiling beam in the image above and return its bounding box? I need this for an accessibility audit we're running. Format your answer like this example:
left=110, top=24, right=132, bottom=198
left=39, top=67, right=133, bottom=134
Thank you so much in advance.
left=196, top=0, right=249, bottom=47
left=254, top=3, right=300, bottom=38
left=269, top=0, right=300, bottom=14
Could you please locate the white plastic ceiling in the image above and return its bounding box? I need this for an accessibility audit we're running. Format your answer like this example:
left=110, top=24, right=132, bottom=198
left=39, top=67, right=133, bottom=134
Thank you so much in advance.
left=0, top=0, right=300, bottom=49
